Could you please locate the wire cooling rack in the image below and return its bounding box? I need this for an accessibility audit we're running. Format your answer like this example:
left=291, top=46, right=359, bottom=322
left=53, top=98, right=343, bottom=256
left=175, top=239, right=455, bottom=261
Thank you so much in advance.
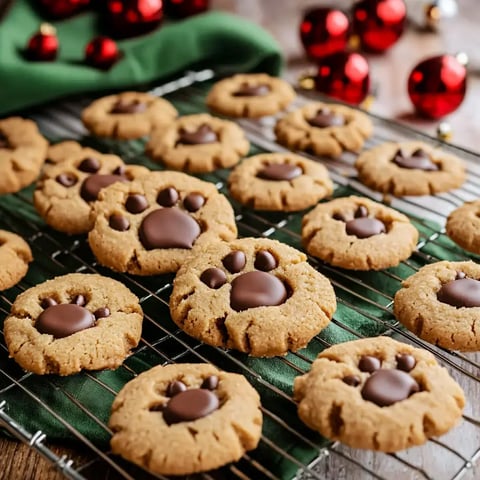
left=0, top=70, right=479, bottom=480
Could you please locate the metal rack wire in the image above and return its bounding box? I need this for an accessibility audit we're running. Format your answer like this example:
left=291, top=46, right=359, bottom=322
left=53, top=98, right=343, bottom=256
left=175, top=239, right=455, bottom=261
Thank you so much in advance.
left=0, top=70, right=479, bottom=480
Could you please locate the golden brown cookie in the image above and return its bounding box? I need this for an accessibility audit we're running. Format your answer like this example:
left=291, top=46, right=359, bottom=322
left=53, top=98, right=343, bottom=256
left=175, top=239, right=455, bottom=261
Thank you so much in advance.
left=81, top=91, right=178, bottom=139
left=109, top=363, right=262, bottom=476
left=274, top=102, right=373, bottom=158
left=4, top=273, right=143, bottom=376
left=394, top=261, right=480, bottom=351
left=0, top=117, right=48, bottom=194
left=170, top=238, right=336, bottom=357
left=34, top=151, right=149, bottom=235
left=206, top=73, right=296, bottom=118
left=294, top=337, right=465, bottom=452
left=0, top=230, right=33, bottom=291
left=355, top=141, right=465, bottom=196
left=446, top=200, right=480, bottom=255
left=302, top=196, right=418, bottom=270
left=228, top=152, right=333, bottom=211
left=146, top=113, right=250, bottom=173
left=88, top=171, right=237, bottom=275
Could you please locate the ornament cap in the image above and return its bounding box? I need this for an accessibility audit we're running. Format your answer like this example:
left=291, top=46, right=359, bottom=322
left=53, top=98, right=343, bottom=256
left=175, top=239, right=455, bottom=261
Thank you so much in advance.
left=437, top=122, right=453, bottom=141
left=40, top=23, right=56, bottom=36
left=455, top=52, right=469, bottom=67
left=298, top=71, right=316, bottom=91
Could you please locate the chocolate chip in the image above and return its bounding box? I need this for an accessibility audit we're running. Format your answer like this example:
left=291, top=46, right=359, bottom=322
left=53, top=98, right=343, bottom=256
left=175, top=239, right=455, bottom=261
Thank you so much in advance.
left=361, top=369, right=420, bottom=407
left=308, top=108, right=345, bottom=128
left=437, top=277, right=480, bottom=307
left=78, top=157, right=100, bottom=173
left=109, top=214, right=130, bottom=231
left=125, top=194, right=149, bottom=214
left=0, top=131, right=10, bottom=149
left=139, top=208, right=201, bottom=250
left=113, top=165, right=126, bottom=175
left=36, top=304, right=95, bottom=338
left=40, top=297, right=57, bottom=309
left=222, top=251, right=246, bottom=273
left=393, top=149, right=439, bottom=171
left=80, top=174, right=126, bottom=202
left=230, top=271, right=288, bottom=312
left=359, top=355, right=381, bottom=373
left=183, top=193, right=205, bottom=212
left=254, top=250, right=277, bottom=271
left=177, top=124, right=218, bottom=145
left=162, top=389, right=219, bottom=425
left=71, top=294, right=86, bottom=307
left=200, top=268, right=227, bottom=289
left=342, top=375, right=361, bottom=387
left=201, top=375, right=219, bottom=390
left=111, top=99, right=147, bottom=114
left=354, top=205, right=368, bottom=218
left=333, top=212, right=349, bottom=222
left=346, top=217, right=386, bottom=239
left=157, top=187, right=179, bottom=207
left=232, top=83, right=271, bottom=97
left=94, top=307, right=110, bottom=319
left=166, top=380, right=187, bottom=397
left=257, top=164, right=303, bottom=181
left=395, top=354, right=416, bottom=372
left=56, top=173, right=77, bottom=187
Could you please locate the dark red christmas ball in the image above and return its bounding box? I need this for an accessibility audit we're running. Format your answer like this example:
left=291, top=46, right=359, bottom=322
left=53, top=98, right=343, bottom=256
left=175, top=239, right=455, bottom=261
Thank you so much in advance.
left=85, top=36, right=120, bottom=70
left=105, top=0, right=163, bottom=38
left=39, top=0, right=91, bottom=18
left=408, top=54, right=467, bottom=119
left=26, top=24, right=59, bottom=61
left=352, top=0, right=406, bottom=52
left=314, top=51, right=370, bottom=105
left=164, top=0, right=209, bottom=19
left=300, top=7, right=350, bottom=61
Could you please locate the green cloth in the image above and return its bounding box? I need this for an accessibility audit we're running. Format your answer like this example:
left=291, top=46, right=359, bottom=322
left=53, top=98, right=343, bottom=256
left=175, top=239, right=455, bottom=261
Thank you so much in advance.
left=0, top=1, right=282, bottom=115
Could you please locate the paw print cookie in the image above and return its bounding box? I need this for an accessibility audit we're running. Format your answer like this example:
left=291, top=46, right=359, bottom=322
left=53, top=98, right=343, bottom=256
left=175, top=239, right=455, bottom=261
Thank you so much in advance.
left=274, top=102, right=373, bottom=158
left=394, top=261, right=480, bottom=351
left=446, top=200, right=480, bottom=255
left=170, top=238, right=336, bottom=357
left=206, top=73, right=296, bottom=118
left=82, top=91, right=178, bottom=139
left=0, top=117, right=48, bottom=194
left=294, top=337, right=465, bottom=452
left=228, top=152, right=333, bottom=211
left=355, top=141, right=465, bottom=196
left=109, top=363, right=262, bottom=475
left=34, top=150, right=149, bottom=234
left=146, top=113, right=250, bottom=173
left=0, top=230, right=33, bottom=291
left=302, top=196, right=418, bottom=270
left=3, top=273, right=143, bottom=375
left=88, top=171, right=237, bottom=275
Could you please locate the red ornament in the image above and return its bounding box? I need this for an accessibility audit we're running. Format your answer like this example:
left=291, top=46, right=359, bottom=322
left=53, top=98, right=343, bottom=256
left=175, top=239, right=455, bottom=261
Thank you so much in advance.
left=25, top=24, right=59, bottom=62
left=105, top=0, right=163, bottom=38
left=300, top=7, right=350, bottom=61
left=408, top=54, right=467, bottom=119
left=314, top=52, right=370, bottom=105
left=352, top=0, right=406, bottom=52
left=39, top=0, right=91, bottom=18
left=164, top=0, right=209, bottom=19
left=85, top=36, right=120, bottom=70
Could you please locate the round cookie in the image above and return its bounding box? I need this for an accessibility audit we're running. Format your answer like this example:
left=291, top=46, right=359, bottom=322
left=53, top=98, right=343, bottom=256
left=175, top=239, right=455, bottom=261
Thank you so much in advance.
left=274, top=102, right=373, bottom=158
left=0, top=117, right=48, bottom=194
left=34, top=151, right=149, bottom=235
left=88, top=171, right=237, bottom=275
left=302, top=196, right=419, bottom=270
left=3, top=273, right=143, bottom=375
left=81, top=91, right=178, bottom=139
left=355, top=141, right=465, bottom=196
left=146, top=113, right=250, bottom=173
left=206, top=73, right=296, bottom=118
left=294, top=337, right=465, bottom=452
left=228, top=152, right=333, bottom=211
left=446, top=200, right=480, bottom=255
left=394, top=260, right=480, bottom=351
left=0, top=230, right=33, bottom=291
left=170, top=237, right=336, bottom=357
left=109, top=363, right=262, bottom=476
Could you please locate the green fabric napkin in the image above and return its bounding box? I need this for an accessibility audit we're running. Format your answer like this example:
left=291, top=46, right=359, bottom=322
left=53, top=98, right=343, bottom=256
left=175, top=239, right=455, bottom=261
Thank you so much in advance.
left=0, top=1, right=283, bottom=115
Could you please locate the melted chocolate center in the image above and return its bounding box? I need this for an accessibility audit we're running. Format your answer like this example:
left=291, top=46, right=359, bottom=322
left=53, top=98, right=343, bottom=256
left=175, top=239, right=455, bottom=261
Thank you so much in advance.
left=111, top=100, right=147, bottom=114
left=257, top=164, right=303, bottom=181
left=346, top=217, right=386, bottom=239
left=437, top=277, right=480, bottom=308
left=36, top=304, right=95, bottom=338
left=233, top=83, right=271, bottom=97
left=308, top=108, right=345, bottom=128
left=80, top=174, right=126, bottom=202
left=177, top=124, right=218, bottom=145
left=163, top=389, right=219, bottom=425
left=393, top=149, right=439, bottom=171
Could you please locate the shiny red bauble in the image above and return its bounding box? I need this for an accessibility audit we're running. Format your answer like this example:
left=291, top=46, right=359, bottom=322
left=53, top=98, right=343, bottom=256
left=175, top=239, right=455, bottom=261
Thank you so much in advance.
left=164, top=0, right=209, bottom=18
left=85, top=36, right=120, bottom=70
left=105, top=0, right=163, bottom=38
left=315, top=52, right=370, bottom=105
left=26, top=24, right=59, bottom=61
left=352, top=0, right=406, bottom=52
left=300, top=7, right=350, bottom=61
left=408, top=54, right=467, bottom=119
left=39, top=0, right=91, bottom=18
